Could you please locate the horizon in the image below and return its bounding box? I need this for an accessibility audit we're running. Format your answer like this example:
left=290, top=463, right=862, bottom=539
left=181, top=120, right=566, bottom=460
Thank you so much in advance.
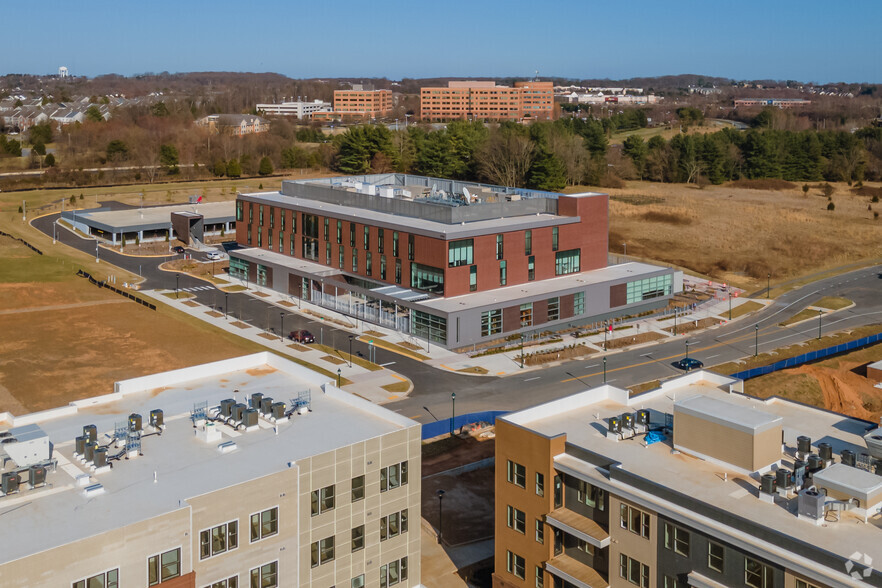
left=3, top=0, right=880, bottom=85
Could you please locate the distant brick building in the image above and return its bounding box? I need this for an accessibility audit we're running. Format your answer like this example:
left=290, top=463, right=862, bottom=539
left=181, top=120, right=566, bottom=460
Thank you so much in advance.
left=420, top=81, right=554, bottom=122
left=333, top=89, right=392, bottom=119
left=196, top=114, right=269, bottom=136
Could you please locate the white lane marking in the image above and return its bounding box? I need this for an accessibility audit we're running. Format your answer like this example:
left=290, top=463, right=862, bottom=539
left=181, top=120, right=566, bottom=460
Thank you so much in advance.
left=379, top=362, right=396, bottom=367
left=524, top=377, right=541, bottom=382
left=705, top=354, right=720, bottom=360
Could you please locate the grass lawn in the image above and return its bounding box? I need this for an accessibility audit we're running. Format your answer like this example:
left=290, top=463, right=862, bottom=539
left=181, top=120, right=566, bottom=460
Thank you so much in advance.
left=813, top=296, right=853, bottom=310
left=312, top=343, right=383, bottom=371
left=780, top=308, right=823, bottom=327
left=457, top=366, right=489, bottom=375
left=381, top=380, right=412, bottom=394
left=727, top=300, right=765, bottom=320
left=161, top=291, right=195, bottom=300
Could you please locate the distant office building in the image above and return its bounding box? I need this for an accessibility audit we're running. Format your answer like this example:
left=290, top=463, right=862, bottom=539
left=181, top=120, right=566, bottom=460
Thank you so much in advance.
left=229, top=174, right=679, bottom=349
left=0, top=352, right=421, bottom=588
left=333, top=89, right=392, bottom=119
left=492, top=370, right=882, bottom=588
left=195, top=114, right=270, bottom=136
left=420, top=81, right=554, bottom=122
left=256, top=99, right=333, bottom=119
left=734, top=98, right=812, bottom=108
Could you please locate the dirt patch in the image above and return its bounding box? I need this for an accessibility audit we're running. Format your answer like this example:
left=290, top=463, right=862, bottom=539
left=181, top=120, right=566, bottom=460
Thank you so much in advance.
left=253, top=291, right=271, bottom=298
left=422, top=468, right=494, bottom=546
left=288, top=343, right=310, bottom=352
left=258, top=333, right=279, bottom=341
left=423, top=436, right=495, bottom=476
left=321, top=355, right=346, bottom=365
left=182, top=300, right=200, bottom=307
left=364, top=330, right=386, bottom=338
left=206, top=311, right=223, bottom=317
left=457, top=366, right=489, bottom=375
left=661, top=317, right=719, bottom=335
left=245, top=366, right=277, bottom=377
left=381, top=381, right=411, bottom=394
left=525, top=344, right=595, bottom=365
left=231, top=321, right=249, bottom=329
left=277, top=300, right=295, bottom=307
left=729, top=178, right=797, bottom=191
left=399, top=341, right=424, bottom=351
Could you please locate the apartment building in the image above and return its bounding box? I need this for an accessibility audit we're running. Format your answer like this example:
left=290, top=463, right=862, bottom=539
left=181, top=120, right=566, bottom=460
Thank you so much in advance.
left=493, top=370, right=882, bottom=588
left=229, top=174, right=680, bottom=348
left=334, top=89, right=393, bottom=118
left=420, top=81, right=554, bottom=122
left=0, top=352, right=421, bottom=588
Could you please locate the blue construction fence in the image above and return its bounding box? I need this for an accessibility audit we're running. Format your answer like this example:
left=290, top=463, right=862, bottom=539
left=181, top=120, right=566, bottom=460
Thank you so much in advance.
left=421, top=410, right=508, bottom=440
left=730, top=332, right=882, bottom=381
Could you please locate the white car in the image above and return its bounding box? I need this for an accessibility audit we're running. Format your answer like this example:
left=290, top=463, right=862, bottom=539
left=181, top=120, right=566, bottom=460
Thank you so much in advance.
left=205, top=251, right=224, bottom=261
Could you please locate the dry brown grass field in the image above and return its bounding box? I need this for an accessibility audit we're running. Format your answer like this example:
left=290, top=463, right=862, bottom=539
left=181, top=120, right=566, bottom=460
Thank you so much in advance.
left=567, top=180, right=882, bottom=291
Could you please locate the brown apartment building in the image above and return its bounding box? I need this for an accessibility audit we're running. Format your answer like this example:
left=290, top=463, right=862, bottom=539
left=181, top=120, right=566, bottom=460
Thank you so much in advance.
left=420, top=81, right=554, bottom=122
left=494, top=370, right=882, bottom=588
left=334, top=89, right=393, bottom=119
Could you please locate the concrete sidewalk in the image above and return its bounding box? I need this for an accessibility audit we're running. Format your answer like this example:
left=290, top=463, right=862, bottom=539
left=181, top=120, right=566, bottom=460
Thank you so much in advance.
left=420, top=520, right=493, bottom=588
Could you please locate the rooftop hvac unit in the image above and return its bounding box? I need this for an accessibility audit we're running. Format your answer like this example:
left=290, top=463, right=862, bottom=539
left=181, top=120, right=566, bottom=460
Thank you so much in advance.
left=251, top=393, right=263, bottom=411
left=608, top=416, right=622, bottom=434
left=818, top=442, right=833, bottom=463
left=1, top=472, right=20, bottom=495
left=83, top=424, right=97, bottom=443
left=128, top=413, right=142, bottom=433
left=760, top=474, right=777, bottom=495
left=84, top=442, right=97, bottom=463
left=75, top=435, right=86, bottom=455
left=232, top=403, right=246, bottom=421
left=260, top=397, right=274, bottom=415
left=93, top=447, right=107, bottom=468
left=243, top=409, right=259, bottom=428
left=29, top=465, right=46, bottom=488
left=219, top=398, right=235, bottom=418
left=840, top=449, right=856, bottom=467
left=798, top=488, right=825, bottom=520
left=797, top=435, right=812, bottom=457
left=635, top=410, right=650, bottom=427
left=793, top=460, right=807, bottom=488
left=272, top=402, right=286, bottom=419
left=621, top=413, right=634, bottom=430
left=149, top=409, right=164, bottom=429
left=807, top=454, right=824, bottom=473
left=776, top=468, right=792, bottom=489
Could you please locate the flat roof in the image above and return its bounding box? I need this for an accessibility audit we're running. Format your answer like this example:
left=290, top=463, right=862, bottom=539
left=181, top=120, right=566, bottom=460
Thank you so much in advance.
left=68, top=201, right=235, bottom=232
left=674, top=394, right=783, bottom=434
left=812, top=463, right=882, bottom=504
left=504, top=371, right=882, bottom=582
left=0, top=353, right=416, bottom=566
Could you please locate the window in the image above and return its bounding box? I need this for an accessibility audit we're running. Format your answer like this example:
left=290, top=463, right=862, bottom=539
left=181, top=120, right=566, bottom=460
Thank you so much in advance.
left=555, top=249, right=581, bottom=276
left=248, top=203, right=253, bottom=224
left=795, top=581, right=820, bottom=588
left=744, top=558, right=773, bottom=588
left=279, top=210, right=285, bottom=231
left=574, top=291, right=585, bottom=315
left=380, top=255, right=387, bottom=280
left=507, top=460, right=526, bottom=488
left=620, top=503, right=650, bottom=538
left=278, top=232, right=283, bottom=253
left=520, top=303, right=533, bottom=327
left=380, top=557, right=408, bottom=588
left=302, top=214, right=319, bottom=261
left=352, top=247, right=358, bottom=272
left=535, top=566, right=544, bottom=588
left=554, top=475, right=562, bottom=508
left=310, top=485, right=335, bottom=516
left=394, top=258, right=401, bottom=284
left=619, top=554, right=649, bottom=588
left=380, top=461, right=408, bottom=492
left=351, top=475, right=365, bottom=501
left=351, top=575, right=365, bottom=588
left=507, top=551, right=526, bottom=580
left=528, top=256, right=535, bottom=280
left=535, top=518, right=544, bottom=543
left=310, top=536, right=335, bottom=567
left=411, top=263, right=444, bottom=294
left=336, top=220, right=342, bottom=244
left=250, top=507, right=278, bottom=542
left=536, top=472, right=544, bottom=496
left=324, top=217, right=329, bottom=241
left=378, top=227, right=384, bottom=253
left=469, top=265, right=477, bottom=291
left=247, top=226, right=252, bottom=245
left=259, top=205, right=264, bottom=226
left=625, top=274, right=673, bottom=304
left=663, top=522, right=690, bottom=556
left=257, top=230, right=262, bottom=248
left=290, top=233, right=295, bottom=256
left=380, top=508, right=409, bottom=541
left=496, top=234, right=504, bottom=260
left=663, top=576, right=679, bottom=588
left=392, top=231, right=399, bottom=257
left=408, top=234, right=414, bottom=260
left=204, top=577, right=238, bottom=588
left=349, top=222, right=356, bottom=246
left=200, top=519, right=239, bottom=559
left=250, top=561, right=278, bottom=588
left=708, top=541, right=724, bottom=573
left=266, top=228, right=273, bottom=251
left=269, top=208, right=274, bottom=229
left=552, top=227, right=559, bottom=251
left=448, top=239, right=474, bottom=267
left=500, top=260, right=507, bottom=285
left=481, top=309, right=502, bottom=337
left=547, top=297, right=559, bottom=322
left=72, top=569, right=119, bottom=588
left=525, top=230, right=532, bottom=255
left=507, top=505, right=526, bottom=534
left=325, top=241, right=331, bottom=265
left=236, top=201, right=244, bottom=222
left=147, top=548, right=180, bottom=586
left=352, top=524, right=365, bottom=552
left=553, top=528, right=563, bottom=556
left=576, top=480, right=605, bottom=510
left=339, top=246, right=345, bottom=269
left=364, top=226, right=370, bottom=250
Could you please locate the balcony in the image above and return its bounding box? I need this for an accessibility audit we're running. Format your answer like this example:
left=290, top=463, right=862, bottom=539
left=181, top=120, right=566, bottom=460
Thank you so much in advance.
left=546, top=508, right=610, bottom=549
left=546, top=554, right=608, bottom=588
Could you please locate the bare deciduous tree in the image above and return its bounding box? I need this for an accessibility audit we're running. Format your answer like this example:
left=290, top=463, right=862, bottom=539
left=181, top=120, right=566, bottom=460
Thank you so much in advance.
left=476, top=130, right=534, bottom=188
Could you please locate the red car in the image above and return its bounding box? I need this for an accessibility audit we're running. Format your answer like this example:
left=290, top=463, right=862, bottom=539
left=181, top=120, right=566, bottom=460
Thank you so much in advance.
left=289, top=330, right=315, bottom=344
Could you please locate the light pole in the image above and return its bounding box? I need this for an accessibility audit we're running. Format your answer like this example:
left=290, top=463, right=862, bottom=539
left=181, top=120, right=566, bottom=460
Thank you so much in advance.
left=817, top=309, right=822, bottom=340
left=450, top=392, right=456, bottom=437
left=265, top=307, right=270, bottom=334
left=95, top=240, right=99, bottom=264
left=673, top=309, right=677, bottom=336
left=436, top=489, right=445, bottom=544
left=767, top=273, right=771, bottom=299
left=603, top=323, right=608, bottom=351
left=622, top=242, right=627, bottom=257
left=520, top=334, right=525, bottom=368
left=175, top=273, right=180, bottom=298
left=224, top=292, right=228, bottom=320
left=348, top=335, right=354, bottom=368
left=685, top=340, right=690, bottom=360
left=280, top=312, right=285, bottom=341
left=754, top=324, right=759, bottom=357
left=603, top=356, right=607, bottom=384
left=728, top=288, right=732, bottom=320
left=336, top=368, right=341, bottom=388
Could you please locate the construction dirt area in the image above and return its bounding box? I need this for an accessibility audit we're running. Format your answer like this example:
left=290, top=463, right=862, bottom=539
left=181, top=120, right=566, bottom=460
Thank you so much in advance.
left=0, top=236, right=264, bottom=416
left=746, top=342, right=882, bottom=422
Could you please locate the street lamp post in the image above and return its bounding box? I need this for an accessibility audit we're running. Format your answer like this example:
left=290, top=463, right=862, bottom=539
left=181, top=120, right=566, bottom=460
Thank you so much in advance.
left=673, top=309, right=677, bottom=336
left=520, top=334, right=525, bottom=368
left=436, top=489, right=445, bottom=544
left=224, top=292, right=228, bottom=320
left=728, top=288, right=732, bottom=321
left=95, top=240, right=99, bottom=264
left=450, top=392, right=456, bottom=437
left=175, top=273, right=180, bottom=298
left=767, top=273, right=771, bottom=299
left=603, top=356, right=607, bottom=384
left=348, top=335, right=354, bottom=368
left=685, top=340, right=690, bottom=360
left=622, top=242, right=627, bottom=257
left=755, top=324, right=759, bottom=357
left=336, top=368, right=341, bottom=388
left=603, top=323, right=608, bottom=351
left=818, top=309, right=822, bottom=340
left=280, top=312, right=285, bottom=341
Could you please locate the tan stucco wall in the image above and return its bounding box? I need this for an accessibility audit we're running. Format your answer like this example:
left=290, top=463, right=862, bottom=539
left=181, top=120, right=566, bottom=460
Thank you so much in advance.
left=675, top=411, right=781, bottom=472
left=608, top=495, right=658, bottom=588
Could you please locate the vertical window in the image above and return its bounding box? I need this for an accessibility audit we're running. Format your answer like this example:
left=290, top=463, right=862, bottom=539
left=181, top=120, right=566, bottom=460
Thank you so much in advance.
left=310, top=536, right=335, bottom=567
left=257, top=230, right=262, bottom=248
left=553, top=475, right=562, bottom=508
left=351, top=525, right=365, bottom=552
left=278, top=232, right=283, bottom=253
left=500, top=260, right=507, bottom=286
left=520, top=303, right=533, bottom=327
left=469, top=265, right=477, bottom=291
left=663, top=522, right=690, bottom=556
left=290, top=233, right=295, bottom=256
left=506, top=460, right=526, bottom=488
left=553, top=528, right=563, bottom=555
left=407, top=234, right=414, bottom=260
left=352, top=248, right=358, bottom=273
left=147, top=548, right=181, bottom=586
left=528, top=256, right=535, bottom=281
left=620, top=504, right=650, bottom=538
left=380, top=255, right=387, bottom=280
left=326, top=242, right=331, bottom=265
left=496, top=234, right=504, bottom=260
left=745, top=558, right=773, bottom=588
left=250, top=561, right=278, bottom=587
left=708, top=541, right=725, bottom=573
left=574, top=291, right=585, bottom=315
left=236, top=201, right=243, bottom=221
left=392, top=231, right=399, bottom=257
left=552, top=226, right=559, bottom=251
left=266, top=229, right=272, bottom=251
left=351, top=475, right=365, bottom=502
left=250, top=507, right=278, bottom=542
left=364, top=226, right=370, bottom=250
left=525, top=230, right=532, bottom=255
left=247, top=226, right=252, bottom=245
left=506, top=551, right=526, bottom=580
left=366, top=251, right=373, bottom=276
left=279, top=210, right=285, bottom=231
left=535, top=565, right=544, bottom=588
left=324, top=217, right=329, bottom=241
left=259, top=205, right=264, bottom=226
left=547, top=297, right=560, bottom=322
left=506, top=505, right=526, bottom=533
left=248, top=203, right=253, bottom=223
left=336, top=220, right=342, bottom=244
left=339, top=246, right=344, bottom=269
left=394, top=258, right=401, bottom=284
left=378, top=227, right=384, bottom=253
left=535, top=473, right=544, bottom=496
left=269, top=208, right=274, bottom=229
left=310, top=485, right=335, bottom=516
left=350, top=222, right=356, bottom=247
left=535, top=519, right=544, bottom=544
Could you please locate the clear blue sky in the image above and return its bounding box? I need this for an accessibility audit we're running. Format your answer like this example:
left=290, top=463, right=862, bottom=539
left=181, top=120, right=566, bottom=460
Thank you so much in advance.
left=4, top=0, right=880, bottom=83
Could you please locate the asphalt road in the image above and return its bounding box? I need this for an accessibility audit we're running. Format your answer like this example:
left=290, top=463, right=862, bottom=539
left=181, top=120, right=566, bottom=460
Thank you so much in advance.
left=32, top=211, right=882, bottom=425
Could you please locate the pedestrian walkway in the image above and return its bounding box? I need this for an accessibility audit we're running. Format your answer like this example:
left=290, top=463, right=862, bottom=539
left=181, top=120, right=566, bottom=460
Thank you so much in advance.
left=179, top=285, right=214, bottom=292
left=140, top=289, right=414, bottom=405
left=420, top=520, right=492, bottom=588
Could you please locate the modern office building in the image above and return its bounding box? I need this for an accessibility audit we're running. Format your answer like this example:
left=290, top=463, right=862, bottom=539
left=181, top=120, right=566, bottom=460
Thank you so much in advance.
left=256, top=99, right=333, bottom=119
left=492, top=370, right=882, bottom=588
left=228, top=174, right=680, bottom=349
left=333, top=89, right=393, bottom=119
left=420, top=81, right=554, bottom=122
left=0, top=352, right=421, bottom=588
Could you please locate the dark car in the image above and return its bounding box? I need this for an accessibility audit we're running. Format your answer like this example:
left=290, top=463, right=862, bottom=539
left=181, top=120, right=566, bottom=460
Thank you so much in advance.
left=172, top=246, right=186, bottom=254
left=289, top=330, right=315, bottom=344
left=672, top=357, right=704, bottom=371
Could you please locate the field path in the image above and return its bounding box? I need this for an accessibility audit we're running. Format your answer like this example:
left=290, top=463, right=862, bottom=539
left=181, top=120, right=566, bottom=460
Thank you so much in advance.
left=791, top=364, right=875, bottom=421
left=0, top=299, right=130, bottom=316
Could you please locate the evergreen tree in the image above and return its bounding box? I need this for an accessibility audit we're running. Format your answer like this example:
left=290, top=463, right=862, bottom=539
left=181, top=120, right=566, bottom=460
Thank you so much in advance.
left=258, top=156, right=274, bottom=176
left=528, top=145, right=567, bottom=191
